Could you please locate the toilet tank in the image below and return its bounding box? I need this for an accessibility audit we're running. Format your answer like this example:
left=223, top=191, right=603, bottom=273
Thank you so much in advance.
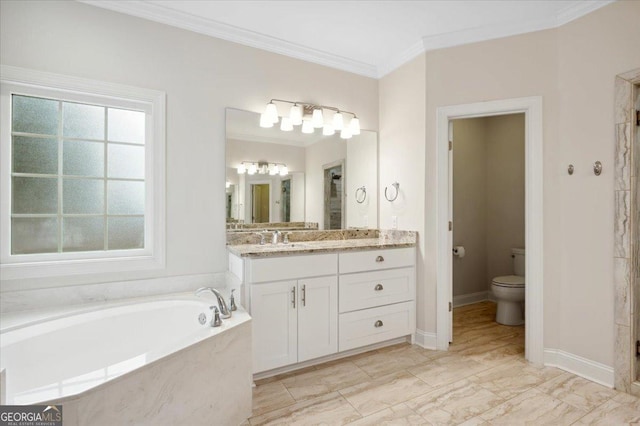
left=512, top=248, right=525, bottom=276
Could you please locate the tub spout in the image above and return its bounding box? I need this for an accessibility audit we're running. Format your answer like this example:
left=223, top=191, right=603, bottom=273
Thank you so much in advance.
left=195, top=287, right=231, bottom=319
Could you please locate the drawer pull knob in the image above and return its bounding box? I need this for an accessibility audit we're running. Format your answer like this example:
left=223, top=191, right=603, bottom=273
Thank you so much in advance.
left=374, top=320, right=384, bottom=328
left=376, top=255, right=385, bottom=263
left=374, top=284, right=384, bottom=291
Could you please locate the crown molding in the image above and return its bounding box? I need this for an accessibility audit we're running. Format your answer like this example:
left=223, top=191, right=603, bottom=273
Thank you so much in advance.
left=377, top=39, right=427, bottom=79
left=378, top=0, right=614, bottom=78
left=79, top=0, right=615, bottom=80
left=555, top=0, right=616, bottom=26
left=78, top=0, right=378, bottom=78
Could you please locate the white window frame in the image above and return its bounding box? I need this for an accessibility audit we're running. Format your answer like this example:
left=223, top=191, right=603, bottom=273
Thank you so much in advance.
left=0, top=66, right=166, bottom=279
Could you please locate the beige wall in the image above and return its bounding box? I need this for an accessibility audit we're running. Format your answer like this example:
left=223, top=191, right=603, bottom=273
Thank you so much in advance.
left=452, top=115, right=525, bottom=299
left=379, top=54, right=427, bottom=328
left=0, top=0, right=378, bottom=291
left=452, top=118, right=488, bottom=298
left=380, top=0, right=640, bottom=366
left=486, top=114, right=525, bottom=286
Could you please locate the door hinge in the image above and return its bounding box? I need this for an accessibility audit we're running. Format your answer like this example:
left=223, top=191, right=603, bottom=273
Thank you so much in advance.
left=448, top=221, right=452, bottom=231
left=449, top=140, right=453, bottom=151
left=636, top=110, right=639, bottom=126
left=448, top=302, right=452, bottom=312
left=636, top=340, right=640, bottom=357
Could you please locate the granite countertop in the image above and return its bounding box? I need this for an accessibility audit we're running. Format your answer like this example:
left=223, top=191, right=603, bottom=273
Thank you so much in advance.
left=227, top=230, right=416, bottom=258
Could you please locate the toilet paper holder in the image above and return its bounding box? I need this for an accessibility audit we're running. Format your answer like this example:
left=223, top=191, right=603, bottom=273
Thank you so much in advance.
left=452, top=246, right=465, bottom=257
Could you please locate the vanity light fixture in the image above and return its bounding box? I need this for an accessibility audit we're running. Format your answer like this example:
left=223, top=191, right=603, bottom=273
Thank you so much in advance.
left=260, top=99, right=360, bottom=139
left=237, top=161, right=288, bottom=177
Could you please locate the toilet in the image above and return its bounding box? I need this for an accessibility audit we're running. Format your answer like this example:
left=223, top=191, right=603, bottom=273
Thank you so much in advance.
left=491, top=248, right=525, bottom=326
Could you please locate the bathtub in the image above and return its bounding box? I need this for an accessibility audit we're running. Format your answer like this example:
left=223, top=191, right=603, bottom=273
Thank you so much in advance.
left=0, top=293, right=252, bottom=426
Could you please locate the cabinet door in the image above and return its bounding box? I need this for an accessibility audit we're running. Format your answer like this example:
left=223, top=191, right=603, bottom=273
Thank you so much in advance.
left=251, top=280, right=297, bottom=373
left=297, top=276, right=338, bottom=362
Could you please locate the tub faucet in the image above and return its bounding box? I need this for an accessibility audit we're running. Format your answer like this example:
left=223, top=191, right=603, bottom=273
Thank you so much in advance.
left=195, top=287, right=231, bottom=319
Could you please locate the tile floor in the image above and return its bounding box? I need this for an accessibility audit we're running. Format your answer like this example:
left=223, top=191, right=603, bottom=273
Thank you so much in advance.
left=248, top=302, right=640, bottom=425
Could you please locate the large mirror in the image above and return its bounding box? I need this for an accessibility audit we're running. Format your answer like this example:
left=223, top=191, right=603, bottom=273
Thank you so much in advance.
left=225, top=108, right=378, bottom=230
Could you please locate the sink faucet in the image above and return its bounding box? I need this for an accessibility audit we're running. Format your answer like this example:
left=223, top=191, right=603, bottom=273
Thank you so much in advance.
left=272, top=230, right=281, bottom=245
left=195, top=287, right=231, bottom=319
left=255, top=232, right=265, bottom=245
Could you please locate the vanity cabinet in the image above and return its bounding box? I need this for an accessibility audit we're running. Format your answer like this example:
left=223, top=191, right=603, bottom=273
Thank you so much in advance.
left=228, top=246, right=415, bottom=375
left=338, top=248, right=416, bottom=351
left=251, top=276, right=338, bottom=372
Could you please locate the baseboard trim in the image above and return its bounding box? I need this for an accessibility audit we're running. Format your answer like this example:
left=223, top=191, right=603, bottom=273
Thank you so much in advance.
left=544, top=348, right=614, bottom=388
left=414, top=329, right=437, bottom=350
left=453, top=291, right=489, bottom=308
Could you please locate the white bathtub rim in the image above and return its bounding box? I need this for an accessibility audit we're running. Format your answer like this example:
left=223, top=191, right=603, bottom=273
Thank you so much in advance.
left=0, top=291, right=230, bottom=334
left=0, top=293, right=250, bottom=405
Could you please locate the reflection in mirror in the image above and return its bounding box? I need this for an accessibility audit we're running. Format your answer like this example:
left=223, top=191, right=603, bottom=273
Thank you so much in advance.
left=226, top=108, right=377, bottom=230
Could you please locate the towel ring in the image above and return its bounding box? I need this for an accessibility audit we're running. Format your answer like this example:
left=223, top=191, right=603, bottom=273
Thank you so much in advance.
left=384, top=182, right=400, bottom=202
left=355, top=186, right=367, bottom=204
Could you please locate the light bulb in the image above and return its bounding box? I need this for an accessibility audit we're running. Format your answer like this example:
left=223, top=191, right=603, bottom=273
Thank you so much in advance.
left=332, top=111, right=344, bottom=130
left=259, top=113, right=273, bottom=128
left=237, top=164, right=246, bottom=174
left=264, top=102, right=279, bottom=124
left=348, top=116, right=361, bottom=135
left=247, top=163, right=257, bottom=175
left=289, top=104, right=303, bottom=125
left=340, top=127, right=352, bottom=139
left=280, top=117, right=293, bottom=131
left=279, top=165, right=288, bottom=176
left=301, top=120, right=314, bottom=134
left=322, top=123, right=335, bottom=136
left=269, top=164, right=279, bottom=175
left=312, top=108, right=324, bottom=128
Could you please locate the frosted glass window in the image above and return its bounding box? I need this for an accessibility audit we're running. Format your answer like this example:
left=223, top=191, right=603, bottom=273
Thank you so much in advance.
left=63, top=217, right=104, bottom=252
left=12, top=95, right=59, bottom=136
left=12, top=218, right=59, bottom=254
left=12, top=177, right=57, bottom=214
left=63, top=179, right=104, bottom=214
left=108, top=109, right=145, bottom=144
left=108, top=217, right=144, bottom=250
left=63, top=102, right=105, bottom=140
left=108, top=144, right=145, bottom=179
left=12, top=136, right=58, bottom=174
left=6, top=84, right=155, bottom=260
left=63, top=140, right=104, bottom=177
left=108, top=181, right=144, bottom=215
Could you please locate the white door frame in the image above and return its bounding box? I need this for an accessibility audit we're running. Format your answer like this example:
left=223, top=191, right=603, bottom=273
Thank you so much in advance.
left=436, top=96, right=544, bottom=365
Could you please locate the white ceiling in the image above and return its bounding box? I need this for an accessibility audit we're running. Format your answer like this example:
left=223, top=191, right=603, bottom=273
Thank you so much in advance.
left=81, top=0, right=614, bottom=78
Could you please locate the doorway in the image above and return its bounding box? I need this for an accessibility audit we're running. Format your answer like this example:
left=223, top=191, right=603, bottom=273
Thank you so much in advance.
left=436, top=96, right=544, bottom=365
left=281, top=178, right=291, bottom=223
left=450, top=114, right=525, bottom=356
left=251, top=183, right=270, bottom=223
left=323, top=162, right=344, bottom=230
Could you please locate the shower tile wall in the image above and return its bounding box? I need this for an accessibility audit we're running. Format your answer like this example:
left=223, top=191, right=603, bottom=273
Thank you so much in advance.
left=613, top=69, right=640, bottom=394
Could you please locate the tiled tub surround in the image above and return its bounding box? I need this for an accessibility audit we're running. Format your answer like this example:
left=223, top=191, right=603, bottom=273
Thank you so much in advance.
left=613, top=68, right=640, bottom=394
left=248, top=303, right=640, bottom=425
left=0, top=294, right=252, bottom=425
left=228, top=231, right=417, bottom=378
left=227, top=229, right=416, bottom=256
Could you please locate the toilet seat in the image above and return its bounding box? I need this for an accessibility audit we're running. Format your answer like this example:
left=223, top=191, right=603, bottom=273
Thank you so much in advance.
left=492, top=275, right=525, bottom=288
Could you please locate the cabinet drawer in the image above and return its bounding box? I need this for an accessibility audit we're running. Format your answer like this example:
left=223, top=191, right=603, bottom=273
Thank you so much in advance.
left=247, top=253, right=337, bottom=283
left=339, top=302, right=415, bottom=352
left=339, top=247, right=415, bottom=274
left=339, top=268, right=414, bottom=313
